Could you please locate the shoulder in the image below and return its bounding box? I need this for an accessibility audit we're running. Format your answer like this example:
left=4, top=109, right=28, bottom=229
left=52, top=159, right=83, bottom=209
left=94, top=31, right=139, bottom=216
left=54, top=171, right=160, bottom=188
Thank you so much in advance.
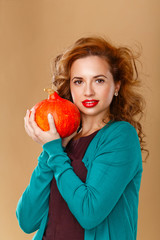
left=84, top=121, right=142, bottom=167
left=98, top=121, right=140, bottom=149
left=102, top=120, right=138, bottom=137
left=92, top=121, right=142, bottom=167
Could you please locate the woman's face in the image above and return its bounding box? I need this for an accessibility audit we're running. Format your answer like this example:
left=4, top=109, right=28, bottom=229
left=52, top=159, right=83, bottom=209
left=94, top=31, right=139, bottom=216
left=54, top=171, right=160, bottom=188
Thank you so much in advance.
left=70, top=56, right=120, bottom=119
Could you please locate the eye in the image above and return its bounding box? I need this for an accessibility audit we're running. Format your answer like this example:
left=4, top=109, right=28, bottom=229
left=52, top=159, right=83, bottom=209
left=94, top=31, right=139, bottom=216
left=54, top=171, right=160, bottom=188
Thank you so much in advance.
left=95, top=78, right=105, bottom=84
left=73, top=80, right=83, bottom=85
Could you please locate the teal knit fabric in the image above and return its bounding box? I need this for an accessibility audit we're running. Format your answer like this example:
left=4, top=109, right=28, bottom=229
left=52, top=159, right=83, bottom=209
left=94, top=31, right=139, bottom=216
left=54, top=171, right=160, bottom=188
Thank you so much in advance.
left=16, top=121, right=142, bottom=240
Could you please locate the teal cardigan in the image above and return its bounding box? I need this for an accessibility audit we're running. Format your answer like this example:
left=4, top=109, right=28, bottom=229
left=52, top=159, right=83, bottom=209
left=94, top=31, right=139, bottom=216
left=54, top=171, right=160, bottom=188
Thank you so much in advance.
left=16, top=121, right=143, bottom=240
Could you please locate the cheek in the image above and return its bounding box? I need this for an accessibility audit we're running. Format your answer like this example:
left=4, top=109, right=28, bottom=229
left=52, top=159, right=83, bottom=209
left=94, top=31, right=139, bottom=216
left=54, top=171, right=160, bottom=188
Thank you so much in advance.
left=101, top=86, right=115, bottom=103
left=71, top=94, right=76, bottom=103
left=70, top=86, right=79, bottom=103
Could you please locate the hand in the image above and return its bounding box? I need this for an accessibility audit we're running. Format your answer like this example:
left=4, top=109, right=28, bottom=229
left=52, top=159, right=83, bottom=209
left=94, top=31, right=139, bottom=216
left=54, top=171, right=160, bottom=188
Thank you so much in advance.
left=24, top=108, right=60, bottom=146
left=62, top=130, right=78, bottom=148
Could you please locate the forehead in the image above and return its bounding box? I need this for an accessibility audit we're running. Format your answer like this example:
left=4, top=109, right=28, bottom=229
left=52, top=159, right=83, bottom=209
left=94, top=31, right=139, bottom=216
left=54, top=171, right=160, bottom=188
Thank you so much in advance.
left=70, top=56, right=110, bottom=74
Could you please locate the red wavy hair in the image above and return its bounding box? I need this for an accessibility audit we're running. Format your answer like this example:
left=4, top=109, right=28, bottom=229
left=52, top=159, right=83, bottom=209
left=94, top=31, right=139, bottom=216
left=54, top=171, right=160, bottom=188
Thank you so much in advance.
left=52, top=36, right=148, bottom=160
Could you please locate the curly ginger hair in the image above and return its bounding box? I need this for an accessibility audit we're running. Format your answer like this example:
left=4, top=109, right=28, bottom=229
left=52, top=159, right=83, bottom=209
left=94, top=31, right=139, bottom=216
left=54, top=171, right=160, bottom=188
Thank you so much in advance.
left=52, top=36, right=148, bottom=160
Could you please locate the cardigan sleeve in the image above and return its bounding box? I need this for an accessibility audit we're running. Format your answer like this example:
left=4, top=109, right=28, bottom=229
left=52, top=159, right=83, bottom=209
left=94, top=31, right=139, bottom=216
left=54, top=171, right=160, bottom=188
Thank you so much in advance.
left=42, top=122, right=142, bottom=230
left=16, top=151, right=54, bottom=234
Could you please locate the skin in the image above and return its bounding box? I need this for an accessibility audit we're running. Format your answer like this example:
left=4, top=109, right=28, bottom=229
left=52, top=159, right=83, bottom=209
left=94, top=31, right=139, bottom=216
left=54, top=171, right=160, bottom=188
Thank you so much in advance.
left=70, top=56, right=121, bottom=138
left=24, top=56, right=120, bottom=145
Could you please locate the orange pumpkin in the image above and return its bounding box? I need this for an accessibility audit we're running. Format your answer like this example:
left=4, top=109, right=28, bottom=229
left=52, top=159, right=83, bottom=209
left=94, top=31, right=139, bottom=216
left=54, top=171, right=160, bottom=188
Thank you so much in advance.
left=31, top=89, right=80, bottom=138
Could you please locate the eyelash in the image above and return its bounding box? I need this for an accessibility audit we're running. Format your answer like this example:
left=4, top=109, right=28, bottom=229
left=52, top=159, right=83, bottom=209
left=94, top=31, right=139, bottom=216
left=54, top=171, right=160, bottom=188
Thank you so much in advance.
left=73, top=80, right=83, bottom=85
left=73, top=79, right=105, bottom=85
left=95, top=79, right=105, bottom=83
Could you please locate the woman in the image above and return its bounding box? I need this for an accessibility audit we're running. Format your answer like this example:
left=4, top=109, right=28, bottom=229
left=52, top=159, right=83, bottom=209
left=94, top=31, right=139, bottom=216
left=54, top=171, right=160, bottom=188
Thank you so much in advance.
left=16, top=36, right=147, bottom=240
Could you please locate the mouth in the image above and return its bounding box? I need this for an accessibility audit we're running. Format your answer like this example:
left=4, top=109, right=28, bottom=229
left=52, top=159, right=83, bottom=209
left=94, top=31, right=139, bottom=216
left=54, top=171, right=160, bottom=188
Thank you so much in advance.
left=82, top=99, right=99, bottom=108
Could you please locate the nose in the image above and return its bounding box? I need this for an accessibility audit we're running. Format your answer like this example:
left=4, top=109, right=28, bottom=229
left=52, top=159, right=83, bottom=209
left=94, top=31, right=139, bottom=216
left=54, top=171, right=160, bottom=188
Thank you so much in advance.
left=84, top=82, right=95, bottom=97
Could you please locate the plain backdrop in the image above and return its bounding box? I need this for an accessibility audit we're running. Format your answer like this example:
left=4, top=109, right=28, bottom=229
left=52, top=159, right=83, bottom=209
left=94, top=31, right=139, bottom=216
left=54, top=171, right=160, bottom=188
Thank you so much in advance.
left=0, top=0, right=160, bottom=239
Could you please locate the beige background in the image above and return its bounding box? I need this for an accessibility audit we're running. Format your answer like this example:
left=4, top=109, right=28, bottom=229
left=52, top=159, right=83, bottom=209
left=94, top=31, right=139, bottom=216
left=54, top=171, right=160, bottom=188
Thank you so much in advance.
left=0, top=0, right=159, bottom=239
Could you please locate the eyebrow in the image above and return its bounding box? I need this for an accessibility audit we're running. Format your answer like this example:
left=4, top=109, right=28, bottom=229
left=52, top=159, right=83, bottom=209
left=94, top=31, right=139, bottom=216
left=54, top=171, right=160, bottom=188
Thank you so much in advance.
left=71, top=74, right=108, bottom=81
left=93, top=75, right=108, bottom=79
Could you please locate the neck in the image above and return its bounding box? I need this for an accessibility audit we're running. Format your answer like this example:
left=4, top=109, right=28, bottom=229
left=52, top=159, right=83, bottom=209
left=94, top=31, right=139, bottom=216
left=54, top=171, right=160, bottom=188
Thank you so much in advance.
left=77, top=114, right=110, bottom=138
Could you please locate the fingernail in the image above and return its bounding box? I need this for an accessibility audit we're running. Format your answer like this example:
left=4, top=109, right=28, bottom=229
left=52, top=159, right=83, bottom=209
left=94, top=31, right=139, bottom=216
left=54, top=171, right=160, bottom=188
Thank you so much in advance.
left=48, top=113, right=52, bottom=118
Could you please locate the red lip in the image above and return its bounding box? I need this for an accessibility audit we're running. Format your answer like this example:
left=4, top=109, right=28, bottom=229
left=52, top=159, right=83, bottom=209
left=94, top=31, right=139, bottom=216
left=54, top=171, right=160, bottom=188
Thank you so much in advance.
left=82, top=99, right=99, bottom=108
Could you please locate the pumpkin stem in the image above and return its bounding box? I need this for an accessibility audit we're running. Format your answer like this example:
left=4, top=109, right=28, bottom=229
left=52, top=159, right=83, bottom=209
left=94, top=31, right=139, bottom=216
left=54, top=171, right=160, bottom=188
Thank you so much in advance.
left=44, top=83, right=57, bottom=96
left=44, top=88, right=54, bottom=95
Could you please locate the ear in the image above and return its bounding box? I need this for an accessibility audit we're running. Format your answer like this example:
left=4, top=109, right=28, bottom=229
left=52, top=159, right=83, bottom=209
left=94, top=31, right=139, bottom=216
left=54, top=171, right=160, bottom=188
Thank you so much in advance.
left=115, top=81, right=121, bottom=91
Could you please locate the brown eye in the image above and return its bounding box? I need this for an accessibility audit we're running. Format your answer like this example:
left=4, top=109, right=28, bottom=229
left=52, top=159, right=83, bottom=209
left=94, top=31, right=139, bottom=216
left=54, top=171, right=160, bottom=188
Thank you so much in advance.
left=74, top=80, right=83, bottom=85
left=96, top=79, right=105, bottom=83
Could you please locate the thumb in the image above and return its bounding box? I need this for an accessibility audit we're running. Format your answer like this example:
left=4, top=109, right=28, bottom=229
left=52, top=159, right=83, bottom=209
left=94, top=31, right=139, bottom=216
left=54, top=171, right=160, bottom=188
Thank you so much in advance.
left=62, top=129, right=78, bottom=148
left=47, top=113, right=57, bottom=132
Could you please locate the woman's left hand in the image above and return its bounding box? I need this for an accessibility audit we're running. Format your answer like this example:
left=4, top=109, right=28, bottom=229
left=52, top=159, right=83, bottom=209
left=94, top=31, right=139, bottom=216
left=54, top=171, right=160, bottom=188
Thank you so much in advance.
left=24, top=108, right=60, bottom=146
left=62, top=130, right=78, bottom=148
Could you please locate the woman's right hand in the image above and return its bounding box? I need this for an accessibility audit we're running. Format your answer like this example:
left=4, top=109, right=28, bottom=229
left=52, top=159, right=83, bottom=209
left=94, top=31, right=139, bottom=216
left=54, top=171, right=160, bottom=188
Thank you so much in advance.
left=24, top=108, right=60, bottom=146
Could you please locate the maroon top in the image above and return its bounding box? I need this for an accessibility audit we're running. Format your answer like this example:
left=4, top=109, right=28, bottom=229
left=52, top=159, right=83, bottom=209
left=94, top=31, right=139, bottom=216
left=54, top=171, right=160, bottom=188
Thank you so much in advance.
left=43, top=130, right=99, bottom=240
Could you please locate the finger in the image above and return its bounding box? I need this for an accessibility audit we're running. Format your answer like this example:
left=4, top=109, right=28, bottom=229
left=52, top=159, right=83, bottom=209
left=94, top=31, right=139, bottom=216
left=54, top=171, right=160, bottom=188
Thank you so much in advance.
left=27, top=109, right=43, bottom=141
left=24, top=109, right=43, bottom=145
left=62, top=129, right=78, bottom=147
left=67, top=130, right=77, bottom=141
left=24, top=118, right=31, bottom=136
left=29, top=108, right=36, bottom=123
left=70, top=129, right=79, bottom=138
left=29, top=108, right=40, bottom=131
left=47, top=113, right=57, bottom=133
left=24, top=109, right=30, bottom=124
left=24, top=110, right=34, bottom=136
